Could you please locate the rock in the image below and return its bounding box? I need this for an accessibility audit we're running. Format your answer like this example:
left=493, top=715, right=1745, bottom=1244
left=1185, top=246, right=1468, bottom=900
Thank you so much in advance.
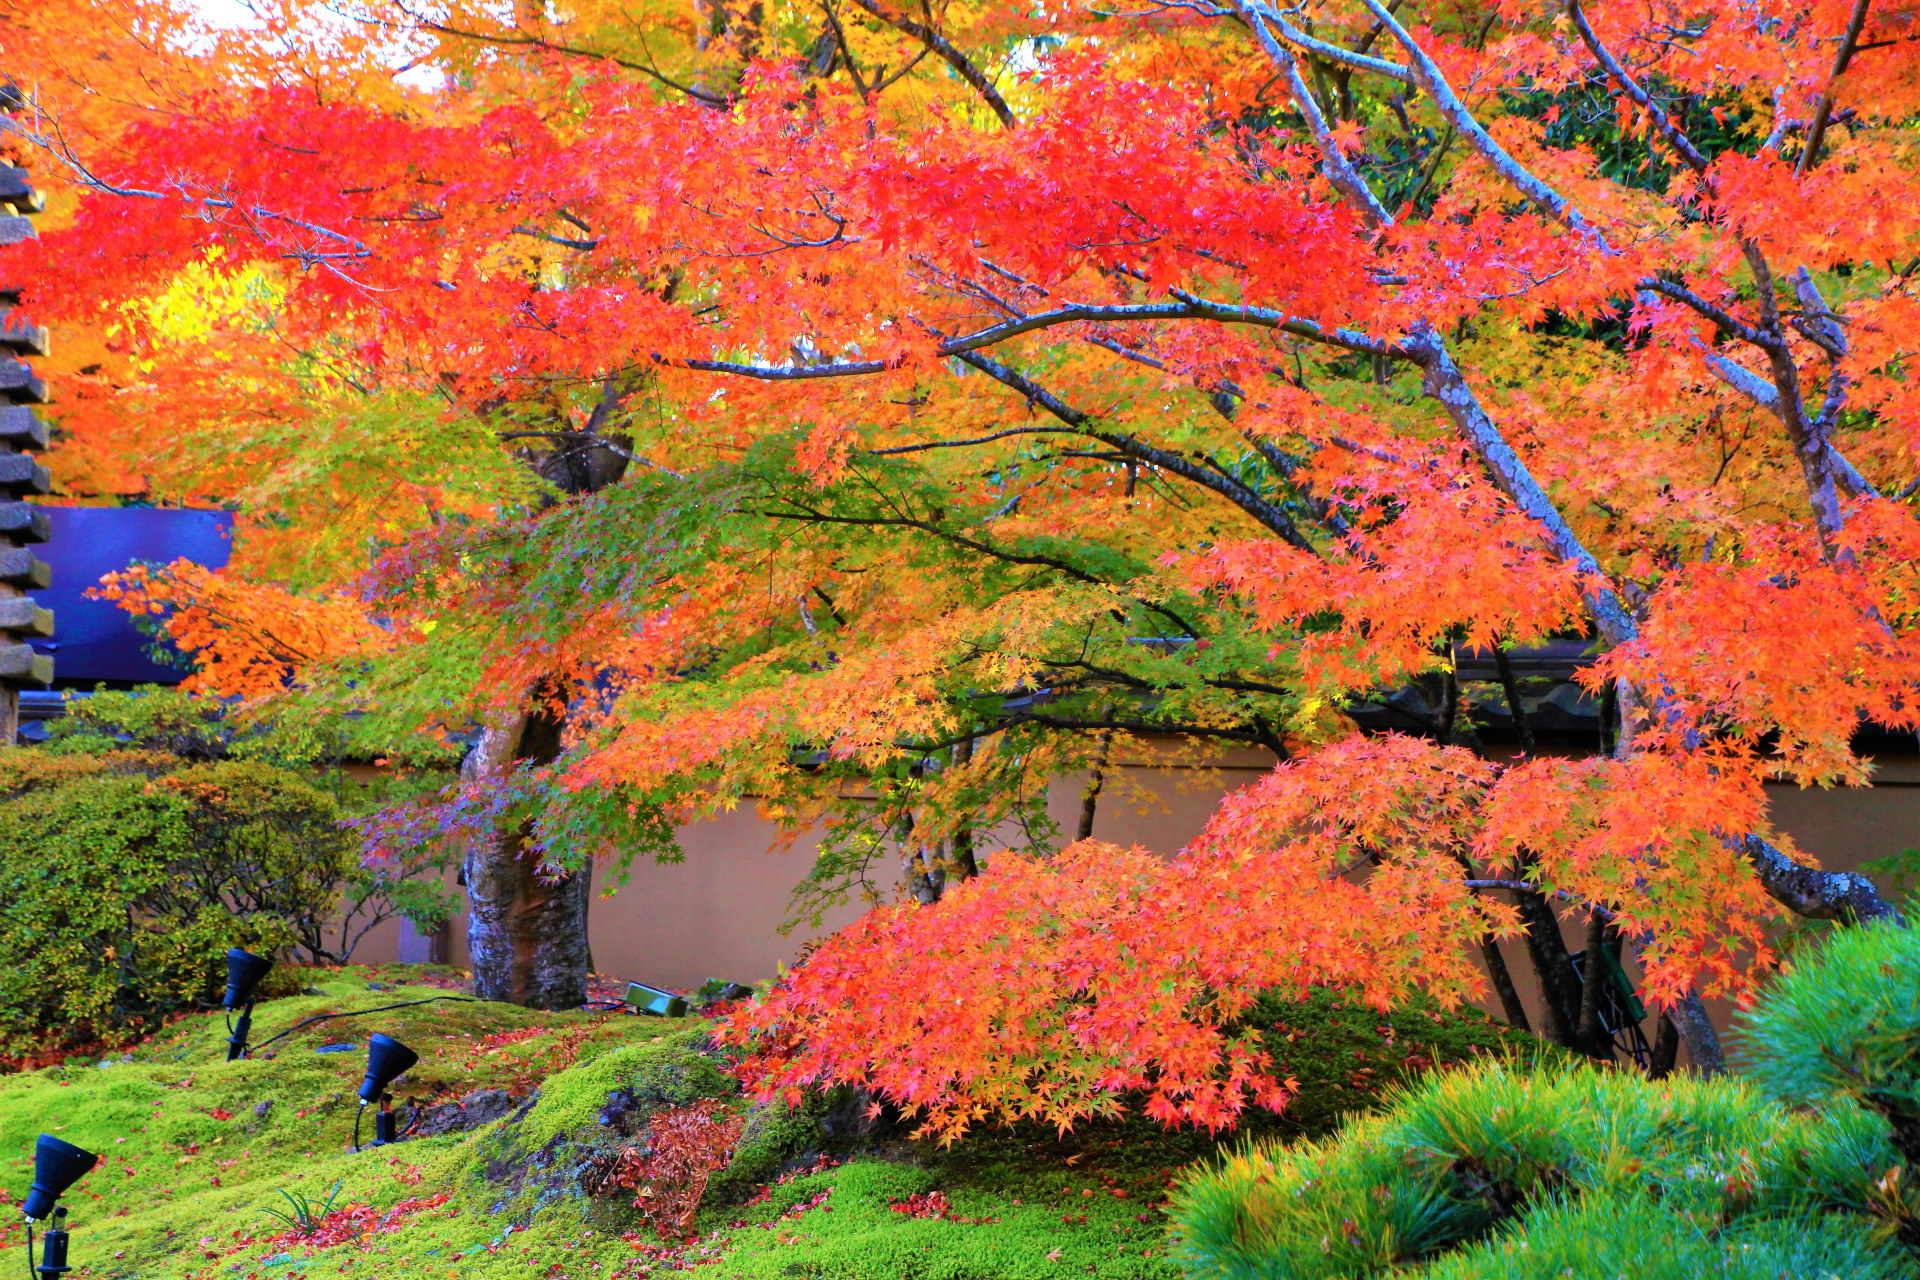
left=406, top=1088, right=524, bottom=1139
left=460, top=1088, right=516, bottom=1126
left=410, top=1101, right=470, bottom=1138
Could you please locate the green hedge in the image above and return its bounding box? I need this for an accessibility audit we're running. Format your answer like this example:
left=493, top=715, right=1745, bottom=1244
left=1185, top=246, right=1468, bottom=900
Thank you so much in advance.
left=0, top=757, right=354, bottom=1055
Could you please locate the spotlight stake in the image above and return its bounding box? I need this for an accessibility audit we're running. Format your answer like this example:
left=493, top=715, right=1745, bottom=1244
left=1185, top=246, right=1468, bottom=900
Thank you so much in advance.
left=32, top=1206, right=68, bottom=1280
left=20, top=1134, right=97, bottom=1280
left=353, top=1033, right=418, bottom=1151
left=222, top=948, right=274, bottom=1062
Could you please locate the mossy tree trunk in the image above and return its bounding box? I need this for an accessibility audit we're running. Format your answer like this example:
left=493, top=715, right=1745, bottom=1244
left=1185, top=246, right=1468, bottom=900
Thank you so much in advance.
left=461, top=695, right=593, bottom=1009
left=459, top=374, right=635, bottom=1009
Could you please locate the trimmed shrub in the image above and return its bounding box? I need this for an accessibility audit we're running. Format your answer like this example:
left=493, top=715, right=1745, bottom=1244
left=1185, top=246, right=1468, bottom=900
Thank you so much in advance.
left=0, top=759, right=355, bottom=1054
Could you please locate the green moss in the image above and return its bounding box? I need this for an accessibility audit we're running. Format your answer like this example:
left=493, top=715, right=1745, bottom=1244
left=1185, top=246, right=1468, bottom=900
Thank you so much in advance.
left=705, top=1089, right=834, bottom=1206
left=512, top=1025, right=734, bottom=1148
left=1239, top=987, right=1557, bottom=1141
left=0, top=971, right=1581, bottom=1280
left=0, top=971, right=1184, bottom=1280
left=696, top=1159, right=1178, bottom=1280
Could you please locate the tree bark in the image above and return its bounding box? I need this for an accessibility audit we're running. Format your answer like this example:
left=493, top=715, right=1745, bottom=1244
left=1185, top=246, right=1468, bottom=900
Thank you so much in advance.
left=1646, top=1012, right=1679, bottom=1080
left=1509, top=882, right=1586, bottom=1052
left=949, top=737, right=979, bottom=878
left=1666, top=991, right=1725, bottom=1075
left=1477, top=935, right=1531, bottom=1033
left=460, top=695, right=592, bottom=1009
left=1574, top=913, right=1613, bottom=1060
left=455, top=375, right=635, bottom=1006
left=1076, top=730, right=1113, bottom=842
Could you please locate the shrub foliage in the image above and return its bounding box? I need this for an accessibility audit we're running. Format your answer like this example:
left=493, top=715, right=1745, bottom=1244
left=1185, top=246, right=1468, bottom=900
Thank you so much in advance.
left=0, top=753, right=362, bottom=1053
left=1171, top=923, right=1920, bottom=1279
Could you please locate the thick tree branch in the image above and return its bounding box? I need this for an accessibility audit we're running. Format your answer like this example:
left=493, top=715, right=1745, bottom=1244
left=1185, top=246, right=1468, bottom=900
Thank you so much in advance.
left=846, top=0, right=1017, bottom=128
left=1565, top=0, right=1710, bottom=173
left=1743, top=835, right=1905, bottom=923
left=1640, top=277, right=1770, bottom=346
left=1798, top=0, right=1874, bottom=175
left=1237, top=2, right=1395, bottom=227
left=1403, top=327, right=1641, bottom=646
left=658, top=296, right=1403, bottom=382
left=948, top=347, right=1322, bottom=553
left=1239, top=0, right=1412, bottom=82
left=1353, top=0, right=1598, bottom=238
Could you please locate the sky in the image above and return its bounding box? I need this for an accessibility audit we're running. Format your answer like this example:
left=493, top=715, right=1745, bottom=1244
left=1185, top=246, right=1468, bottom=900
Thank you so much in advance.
left=182, top=0, right=446, bottom=89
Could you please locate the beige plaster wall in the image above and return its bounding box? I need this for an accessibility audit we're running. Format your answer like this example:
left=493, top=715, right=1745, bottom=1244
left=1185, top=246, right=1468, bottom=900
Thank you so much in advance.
left=387, top=751, right=1918, bottom=1039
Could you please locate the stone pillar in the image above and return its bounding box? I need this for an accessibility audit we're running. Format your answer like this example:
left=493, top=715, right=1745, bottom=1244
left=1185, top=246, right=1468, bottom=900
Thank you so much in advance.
left=0, top=101, right=50, bottom=745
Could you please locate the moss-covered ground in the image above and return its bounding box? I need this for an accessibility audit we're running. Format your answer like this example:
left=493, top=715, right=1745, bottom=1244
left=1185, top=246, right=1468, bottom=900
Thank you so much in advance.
left=0, top=968, right=1541, bottom=1280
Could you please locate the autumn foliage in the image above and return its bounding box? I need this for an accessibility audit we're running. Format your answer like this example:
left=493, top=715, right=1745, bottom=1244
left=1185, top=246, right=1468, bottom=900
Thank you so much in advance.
left=13, top=0, right=1920, bottom=1126
left=610, top=1099, right=745, bottom=1239
left=91, top=560, right=395, bottom=701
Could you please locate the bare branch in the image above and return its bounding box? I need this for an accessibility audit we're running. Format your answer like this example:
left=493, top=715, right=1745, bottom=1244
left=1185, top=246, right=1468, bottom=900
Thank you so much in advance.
left=864, top=427, right=1080, bottom=455
left=1355, top=0, right=1600, bottom=239
left=1640, top=277, right=1768, bottom=346
left=947, top=346, right=1322, bottom=552
left=390, top=1, right=729, bottom=107
left=657, top=295, right=1402, bottom=381
left=846, top=0, right=1017, bottom=128
left=1565, top=0, right=1710, bottom=173
left=1235, top=1, right=1394, bottom=227
left=1241, top=0, right=1412, bottom=82
left=1798, top=0, right=1873, bottom=175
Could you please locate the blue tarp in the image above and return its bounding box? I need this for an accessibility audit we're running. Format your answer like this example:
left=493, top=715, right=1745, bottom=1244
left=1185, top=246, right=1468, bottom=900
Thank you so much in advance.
left=28, top=506, right=234, bottom=685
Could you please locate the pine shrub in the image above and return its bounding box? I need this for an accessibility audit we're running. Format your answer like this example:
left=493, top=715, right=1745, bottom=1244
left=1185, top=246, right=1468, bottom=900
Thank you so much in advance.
left=1171, top=924, right=1920, bottom=1278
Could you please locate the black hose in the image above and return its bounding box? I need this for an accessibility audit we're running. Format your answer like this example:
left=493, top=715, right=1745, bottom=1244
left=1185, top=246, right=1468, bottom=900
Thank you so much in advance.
left=246, top=997, right=477, bottom=1056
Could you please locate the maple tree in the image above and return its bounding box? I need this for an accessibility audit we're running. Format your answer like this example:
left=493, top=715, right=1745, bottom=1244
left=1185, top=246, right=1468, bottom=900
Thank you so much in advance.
left=9, top=0, right=1920, bottom=1115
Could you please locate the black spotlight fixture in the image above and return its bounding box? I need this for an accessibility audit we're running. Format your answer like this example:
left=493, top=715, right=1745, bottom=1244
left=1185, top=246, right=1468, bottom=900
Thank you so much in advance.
left=22, top=1134, right=98, bottom=1280
left=356, top=1033, right=419, bottom=1148
left=222, top=948, right=274, bottom=1062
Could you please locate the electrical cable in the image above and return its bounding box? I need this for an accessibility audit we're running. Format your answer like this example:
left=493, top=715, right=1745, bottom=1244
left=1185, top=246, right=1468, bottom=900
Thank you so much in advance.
left=352, top=1103, right=365, bottom=1152
left=246, top=997, right=476, bottom=1056
left=24, top=1220, right=33, bottom=1280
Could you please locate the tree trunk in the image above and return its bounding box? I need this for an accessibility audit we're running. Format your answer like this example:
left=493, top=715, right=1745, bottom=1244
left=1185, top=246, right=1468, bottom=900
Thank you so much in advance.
left=460, top=696, right=592, bottom=1008
left=1076, top=730, right=1113, bottom=842
left=1646, top=1012, right=1679, bottom=1080
left=1666, top=990, right=1725, bottom=1075
left=454, top=374, right=635, bottom=1006
left=1509, top=881, right=1586, bottom=1051
left=1477, top=934, right=1531, bottom=1033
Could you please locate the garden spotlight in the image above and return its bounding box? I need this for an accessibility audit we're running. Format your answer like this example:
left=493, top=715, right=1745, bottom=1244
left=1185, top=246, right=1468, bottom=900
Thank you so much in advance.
left=222, top=948, right=273, bottom=1062
left=21, top=1134, right=98, bottom=1280
left=357, top=1033, right=419, bottom=1148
